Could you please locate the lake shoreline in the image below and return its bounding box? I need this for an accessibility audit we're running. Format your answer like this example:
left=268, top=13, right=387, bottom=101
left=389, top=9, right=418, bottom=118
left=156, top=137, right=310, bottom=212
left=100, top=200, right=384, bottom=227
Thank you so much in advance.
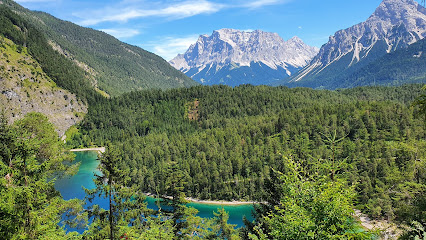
left=70, top=147, right=105, bottom=153
left=68, top=149, right=256, bottom=206
left=145, top=193, right=257, bottom=206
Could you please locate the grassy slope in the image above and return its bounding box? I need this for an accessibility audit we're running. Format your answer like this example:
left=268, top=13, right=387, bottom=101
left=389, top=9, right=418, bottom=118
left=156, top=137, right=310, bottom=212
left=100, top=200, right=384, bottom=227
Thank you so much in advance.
left=0, top=36, right=87, bottom=135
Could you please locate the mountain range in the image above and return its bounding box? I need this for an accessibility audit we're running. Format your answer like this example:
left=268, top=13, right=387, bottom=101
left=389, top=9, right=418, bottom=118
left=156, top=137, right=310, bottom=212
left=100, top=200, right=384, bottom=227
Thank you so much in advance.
left=172, top=0, right=426, bottom=89
left=170, top=29, right=318, bottom=86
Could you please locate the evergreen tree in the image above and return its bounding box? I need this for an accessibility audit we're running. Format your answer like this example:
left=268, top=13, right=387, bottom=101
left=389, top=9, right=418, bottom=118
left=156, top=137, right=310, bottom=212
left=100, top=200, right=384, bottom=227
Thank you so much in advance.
left=0, top=112, right=84, bottom=239
left=413, top=85, right=426, bottom=138
left=212, top=207, right=238, bottom=240
left=244, top=157, right=374, bottom=240
left=84, top=143, right=150, bottom=239
left=161, top=161, right=191, bottom=238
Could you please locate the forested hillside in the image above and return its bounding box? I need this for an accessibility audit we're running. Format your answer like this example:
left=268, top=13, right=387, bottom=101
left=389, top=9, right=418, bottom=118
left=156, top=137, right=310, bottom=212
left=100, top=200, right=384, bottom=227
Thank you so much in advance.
left=1, top=84, right=424, bottom=239
left=68, top=85, right=425, bottom=230
left=0, top=6, right=93, bottom=135
left=1, top=0, right=198, bottom=96
left=0, top=6, right=102, bottom=105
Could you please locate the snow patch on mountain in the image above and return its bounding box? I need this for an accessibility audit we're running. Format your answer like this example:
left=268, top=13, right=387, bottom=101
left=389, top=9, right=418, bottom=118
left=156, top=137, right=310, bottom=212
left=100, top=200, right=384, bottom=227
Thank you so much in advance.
left=292, top=0, right=426, bottom=82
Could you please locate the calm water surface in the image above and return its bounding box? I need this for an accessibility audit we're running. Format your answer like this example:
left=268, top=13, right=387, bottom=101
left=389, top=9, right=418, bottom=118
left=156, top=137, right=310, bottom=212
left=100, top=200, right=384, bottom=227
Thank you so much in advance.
left=55, top=151, right=254, bottom=231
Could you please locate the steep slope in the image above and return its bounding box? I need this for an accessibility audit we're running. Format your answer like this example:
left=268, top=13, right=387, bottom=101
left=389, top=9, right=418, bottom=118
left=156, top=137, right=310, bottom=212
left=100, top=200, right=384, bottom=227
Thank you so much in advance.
left=287, top=0, right=426, bottom=89
left=1, top=0, right=197, bottom=96
left=170, top=29, right=318, bottom=86
left=337, top=37, right=426, bottom=87
left=0, top=35, right=87, bottom=136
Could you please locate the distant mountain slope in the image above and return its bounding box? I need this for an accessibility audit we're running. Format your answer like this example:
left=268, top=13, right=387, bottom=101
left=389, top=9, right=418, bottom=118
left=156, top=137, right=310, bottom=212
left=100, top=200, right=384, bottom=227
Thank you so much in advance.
left=336, top=37, right=426, bottom=88
left=1, top=0, right=197, bottom=96
left=0, top=32, right=86, bottom=135
left=170, top=29, right=318, bottom=86
left=285, top=0, right=426, bottom=89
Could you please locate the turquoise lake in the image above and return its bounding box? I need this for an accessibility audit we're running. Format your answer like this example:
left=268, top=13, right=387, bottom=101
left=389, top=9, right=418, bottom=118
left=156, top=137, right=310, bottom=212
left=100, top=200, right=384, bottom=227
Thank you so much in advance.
left=54, top=151, right=254, bottom=231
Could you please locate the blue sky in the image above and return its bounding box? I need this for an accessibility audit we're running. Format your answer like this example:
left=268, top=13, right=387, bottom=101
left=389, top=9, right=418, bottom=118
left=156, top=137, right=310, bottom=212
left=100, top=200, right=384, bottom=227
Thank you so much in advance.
left=15, top=0, right=423, bottom=61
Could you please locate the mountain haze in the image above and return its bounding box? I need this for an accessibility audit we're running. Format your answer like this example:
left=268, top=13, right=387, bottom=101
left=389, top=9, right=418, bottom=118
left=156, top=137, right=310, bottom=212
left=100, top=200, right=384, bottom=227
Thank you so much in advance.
left=286, top=0, right=426, bottom=89
left=170, top=29, right=318, bottom=86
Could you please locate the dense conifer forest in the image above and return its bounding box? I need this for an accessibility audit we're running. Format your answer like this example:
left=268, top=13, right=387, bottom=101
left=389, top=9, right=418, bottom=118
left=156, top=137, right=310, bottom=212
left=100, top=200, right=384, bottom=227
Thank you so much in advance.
left=64, top=84, right=426, bottom=237
left=2, top=81, right=425, bottom=238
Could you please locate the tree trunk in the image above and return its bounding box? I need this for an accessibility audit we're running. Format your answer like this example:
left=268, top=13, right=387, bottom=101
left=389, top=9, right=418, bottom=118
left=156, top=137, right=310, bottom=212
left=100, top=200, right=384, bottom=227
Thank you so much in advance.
left=109, top=178, right=114, bottom=240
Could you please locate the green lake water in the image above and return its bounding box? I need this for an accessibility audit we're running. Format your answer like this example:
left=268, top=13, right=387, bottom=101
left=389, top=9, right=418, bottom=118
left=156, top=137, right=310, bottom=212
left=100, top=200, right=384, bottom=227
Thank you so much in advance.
left=54, top=151, right=254, bottom=231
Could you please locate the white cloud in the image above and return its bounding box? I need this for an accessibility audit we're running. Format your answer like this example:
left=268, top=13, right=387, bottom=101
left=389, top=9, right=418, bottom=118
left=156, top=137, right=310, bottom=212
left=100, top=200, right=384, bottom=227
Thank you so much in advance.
left=15, top=0, right=56, bottom=2
left=76, top=0, right=291, bottom=26
left=78, top=0, right=224, bottom=26
left=143, top=35, right=200, bottom=61
left=244, top=0, right=289, bottom=9
left=100, top=28, right=141, bottom=39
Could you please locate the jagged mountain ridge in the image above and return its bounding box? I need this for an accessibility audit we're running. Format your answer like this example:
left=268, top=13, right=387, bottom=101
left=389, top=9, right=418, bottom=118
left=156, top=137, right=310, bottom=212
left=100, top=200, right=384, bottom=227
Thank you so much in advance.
left=287, top=0, right=426, bottom=88
left=170, top=29, right=318, bottom=86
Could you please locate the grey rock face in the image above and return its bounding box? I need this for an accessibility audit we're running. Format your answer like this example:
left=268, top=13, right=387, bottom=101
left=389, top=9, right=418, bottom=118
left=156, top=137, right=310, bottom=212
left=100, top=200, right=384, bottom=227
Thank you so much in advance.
left=292, top=0, right=426, bottom=82
left=170, top=29, right=319, bottom=85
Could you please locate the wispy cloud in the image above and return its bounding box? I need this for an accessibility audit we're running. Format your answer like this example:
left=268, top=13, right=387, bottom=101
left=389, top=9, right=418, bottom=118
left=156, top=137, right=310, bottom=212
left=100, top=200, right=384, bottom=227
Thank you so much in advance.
left=76, top=0, right=291, bottom=26
left=244, top=0, right=290, bottom=9
left=100, top=28, right=141, bottom=39
left=15, top=0, right=56, bottom=2
left=142, top=35, right=200, bottom=61
left=78, top=0, right=224, bottom=26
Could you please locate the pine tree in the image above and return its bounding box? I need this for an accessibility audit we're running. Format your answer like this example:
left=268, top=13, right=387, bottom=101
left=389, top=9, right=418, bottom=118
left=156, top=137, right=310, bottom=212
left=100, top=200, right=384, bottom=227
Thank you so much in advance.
left=84, top=143, right=150, bottom=239
left=161, top=161, right=190, bottom=238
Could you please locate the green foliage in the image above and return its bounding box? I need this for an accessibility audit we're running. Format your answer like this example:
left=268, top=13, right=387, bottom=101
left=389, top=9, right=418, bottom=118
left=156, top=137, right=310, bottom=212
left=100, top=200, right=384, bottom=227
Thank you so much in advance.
left=84, top=143, right=151, bottom=239
left=413, top=85, right=426, bottom=132
left=212, top=208, right=238, bottom=240
left=74, top=85, right=425, bottom=219
left=401, top=221, right=426, bottom=240
left=0, top=112, right=84, bottom=239
left=262, top=164, right=369, bottom=239
left=2, top=83, right=425, bottom=238
left=56, top=83, right=426, bottom=238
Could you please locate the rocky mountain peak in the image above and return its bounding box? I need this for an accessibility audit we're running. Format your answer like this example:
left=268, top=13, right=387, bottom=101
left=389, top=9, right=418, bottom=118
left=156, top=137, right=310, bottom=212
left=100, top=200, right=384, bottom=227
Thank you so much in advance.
left=169, top=29, right=319, bottom=86
left=368, top=0, right=426, bottom=31
left=170, top=29, right=318, bottom=73
left=291, top=0, right=426, bottom=84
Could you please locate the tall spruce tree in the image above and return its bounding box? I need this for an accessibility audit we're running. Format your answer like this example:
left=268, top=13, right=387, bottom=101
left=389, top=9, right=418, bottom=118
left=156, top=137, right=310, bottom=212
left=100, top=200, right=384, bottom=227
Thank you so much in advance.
left=84, top=143, right=150, bottom=239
